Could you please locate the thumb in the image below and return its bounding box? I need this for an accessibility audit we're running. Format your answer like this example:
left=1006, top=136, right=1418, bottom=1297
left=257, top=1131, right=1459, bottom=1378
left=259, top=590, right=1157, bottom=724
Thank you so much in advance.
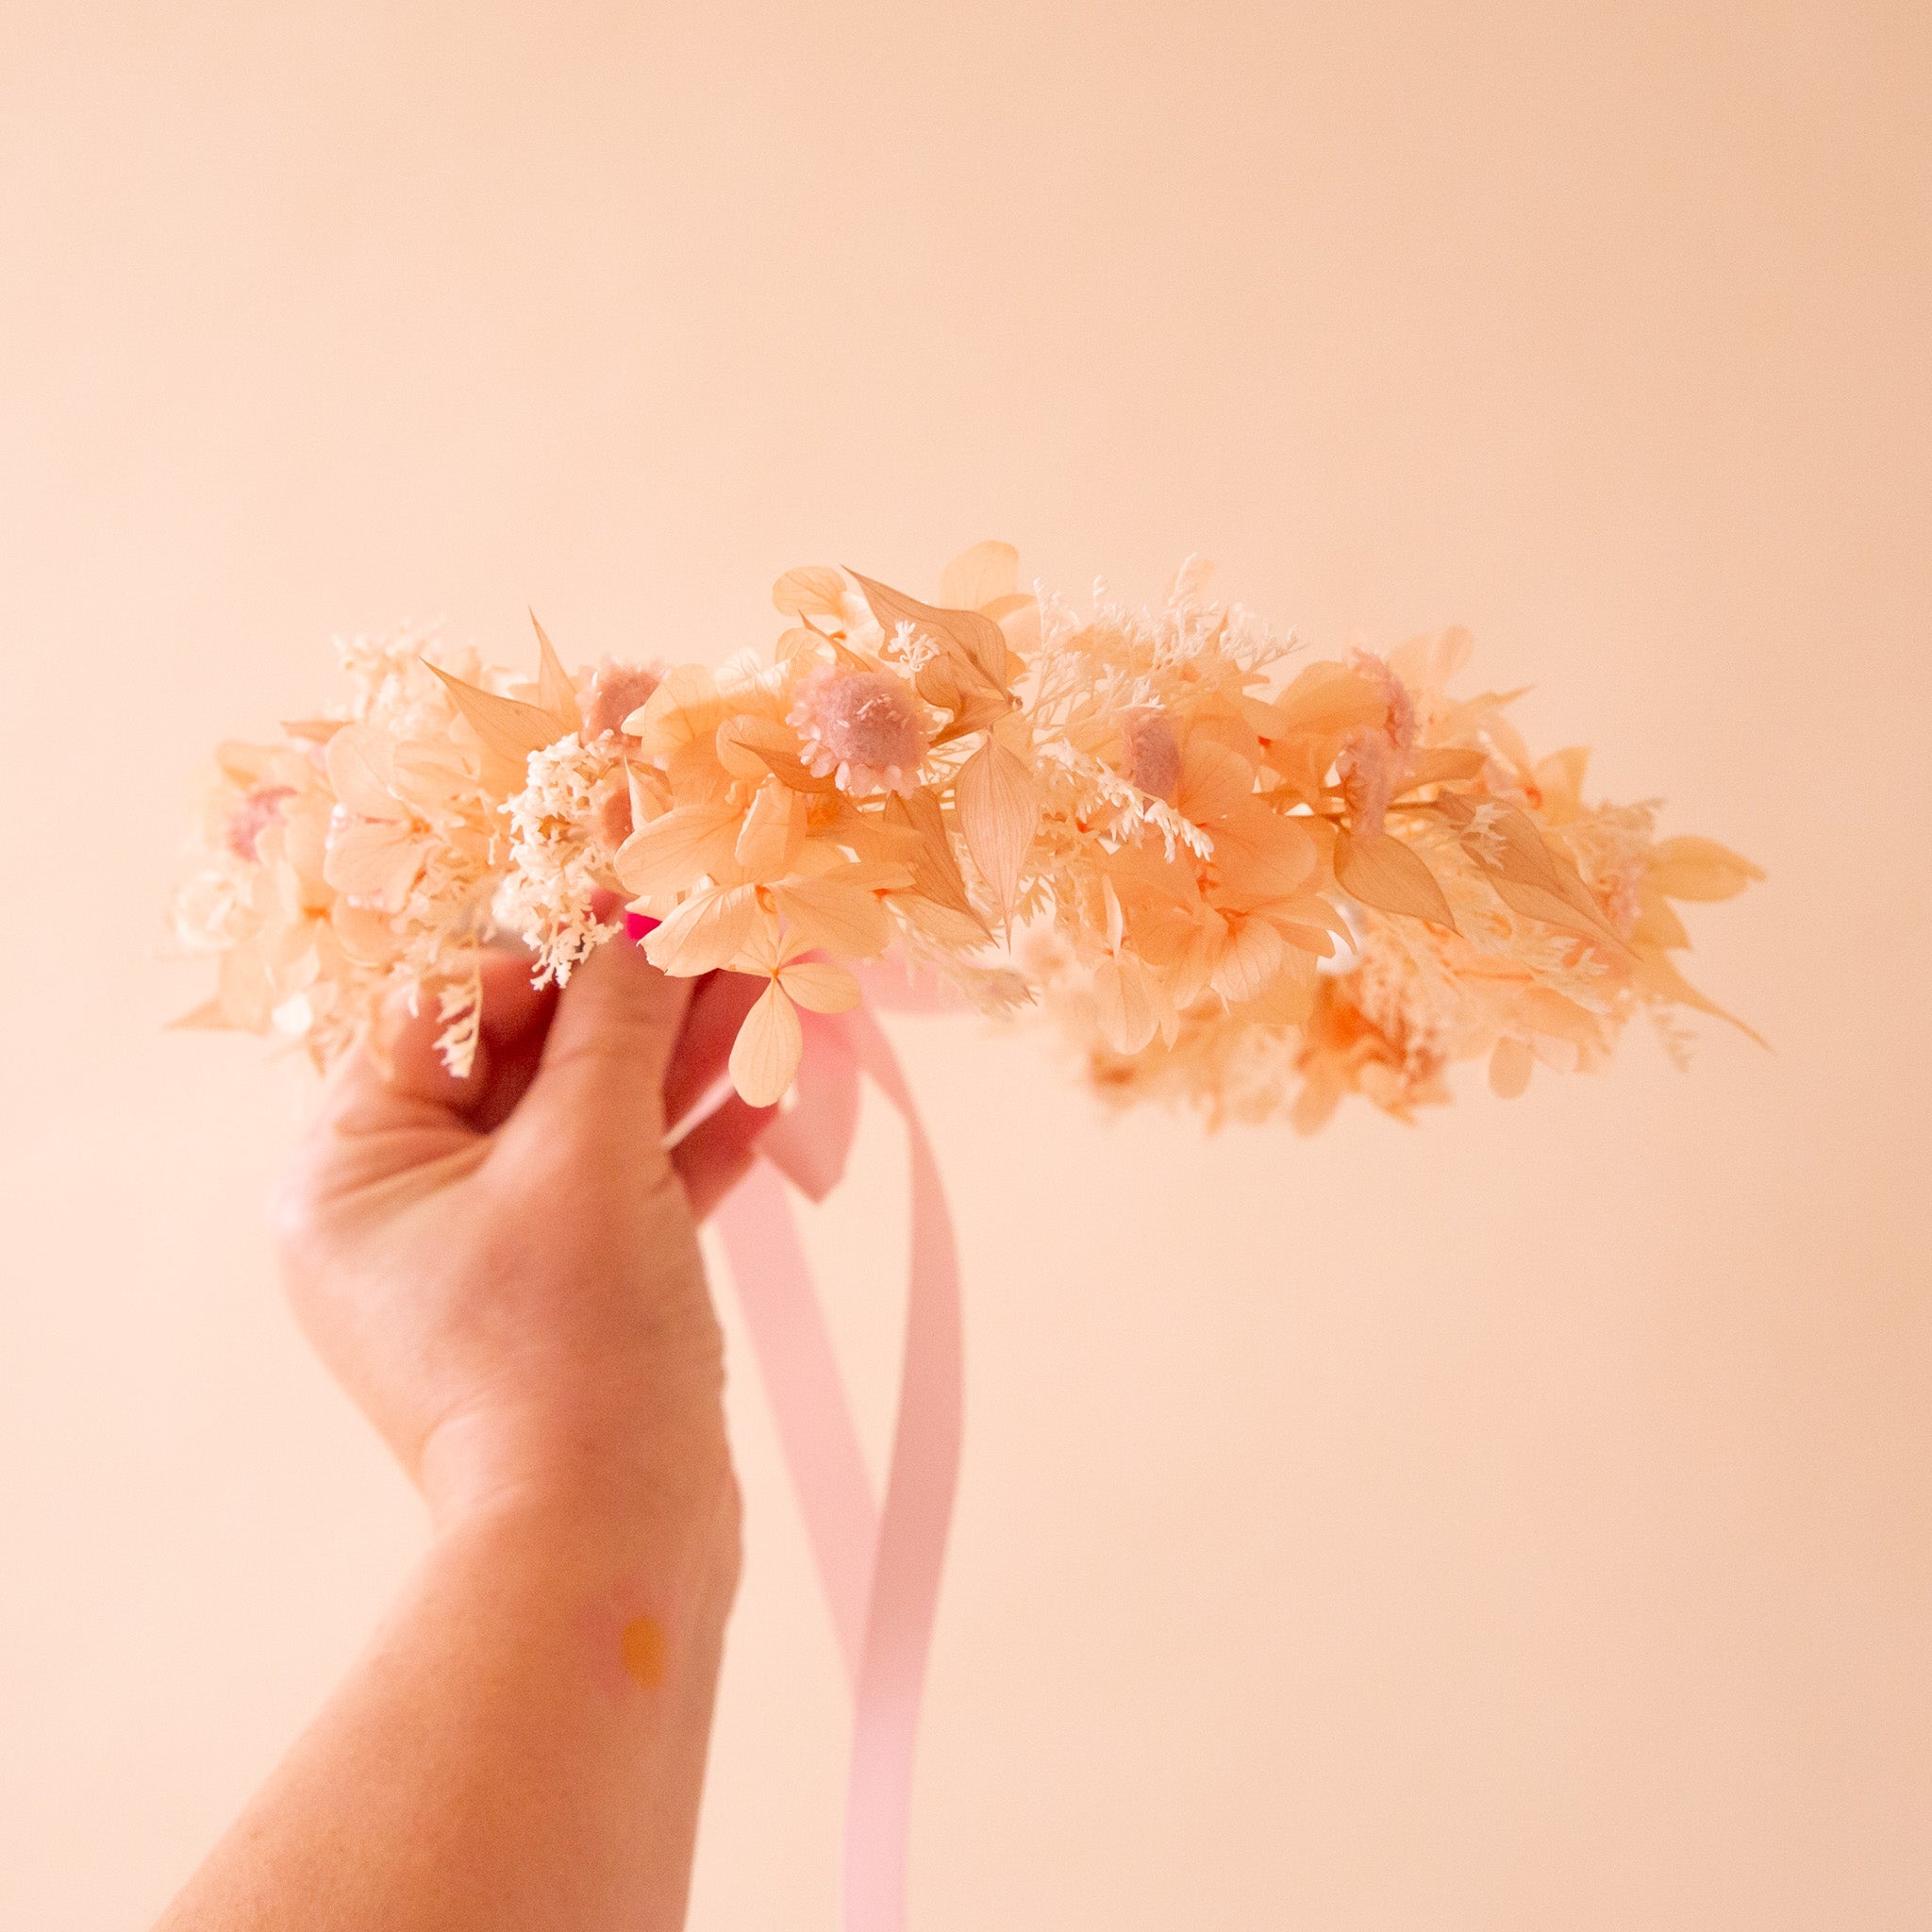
left=514, top=927, right=692, bottom=1144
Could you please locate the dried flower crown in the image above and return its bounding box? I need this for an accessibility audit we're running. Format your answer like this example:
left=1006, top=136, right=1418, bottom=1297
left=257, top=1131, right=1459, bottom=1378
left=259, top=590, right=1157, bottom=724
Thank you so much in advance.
left=173, top=543, right=1760, bottom=1124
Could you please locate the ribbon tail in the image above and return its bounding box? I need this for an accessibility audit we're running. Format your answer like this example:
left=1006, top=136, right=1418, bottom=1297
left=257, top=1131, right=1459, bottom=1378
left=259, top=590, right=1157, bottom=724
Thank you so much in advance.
left=713, top=999, right=964, bottom=1932
left=840, top=1006, right=964, bottom=1932
left=713, top=1160, right=879, bottom=1688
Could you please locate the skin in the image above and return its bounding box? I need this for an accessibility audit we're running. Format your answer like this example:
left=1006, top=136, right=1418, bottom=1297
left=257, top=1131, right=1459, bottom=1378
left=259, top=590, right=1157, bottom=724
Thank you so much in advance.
left=156, top=927, right=772, bottom=1932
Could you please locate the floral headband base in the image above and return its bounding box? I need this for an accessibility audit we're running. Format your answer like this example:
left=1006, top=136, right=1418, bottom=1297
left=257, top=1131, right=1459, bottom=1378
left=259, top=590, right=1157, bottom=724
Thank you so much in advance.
left=173, top=543, right=1761, bottom=1125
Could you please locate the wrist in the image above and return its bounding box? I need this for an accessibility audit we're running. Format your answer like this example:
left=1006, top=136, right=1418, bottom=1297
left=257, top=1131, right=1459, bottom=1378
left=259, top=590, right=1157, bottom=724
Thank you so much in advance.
left=418, top=1383, right=740, bottom=1557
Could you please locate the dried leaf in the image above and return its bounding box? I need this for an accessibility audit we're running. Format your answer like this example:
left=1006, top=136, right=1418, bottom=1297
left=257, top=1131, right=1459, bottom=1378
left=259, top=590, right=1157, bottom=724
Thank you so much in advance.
left=428, top=663, right=564, bottom=790
left=1646, top=836, right=1764, bottom=902
left=529, top=612, right=583, bottom=733
left=955, top=737, right=1040, bottom=918
left=883, top=787, right=981, bottom=922
left=1257, top=891, right=1353, bottom=949
left=929, top=684, right=1017, bottom=743
left=1390, top=625, right=1474, bottom=692
left=729, top=981, right=804, bottom=1105
left=773, top=565, right=848, bottom=618
left=1632, top=946, right=1769, bottom=1047
left=1532, top=746, right=1590, bottom=815
left=1469, top=808, right=1626, bottom=953
left=1482, top=706, right=1534, bottom=776
left=849, top=570, right=1009, bottom=691
left=717, top=714, right=829, bottom=792
left=1518, top=986, right=1607, bottom=1050
left=1483, top=872, right=1630, bottom=958
left=1334, top=828, right=1458, bottom=931
left=894, top=895, right=994, bottom=951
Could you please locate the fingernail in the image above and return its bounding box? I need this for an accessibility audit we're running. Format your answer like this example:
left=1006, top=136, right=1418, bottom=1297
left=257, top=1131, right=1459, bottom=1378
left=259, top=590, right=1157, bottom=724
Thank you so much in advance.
left=591, top=886, right=659, bottom=944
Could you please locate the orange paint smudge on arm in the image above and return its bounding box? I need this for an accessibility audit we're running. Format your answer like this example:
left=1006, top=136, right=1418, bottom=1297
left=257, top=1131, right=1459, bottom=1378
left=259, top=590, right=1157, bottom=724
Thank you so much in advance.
left=620, top=1614, right=667, bottom=1690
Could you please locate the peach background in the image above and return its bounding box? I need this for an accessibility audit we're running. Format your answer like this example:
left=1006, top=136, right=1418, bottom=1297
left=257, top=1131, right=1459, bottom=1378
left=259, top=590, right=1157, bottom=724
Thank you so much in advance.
left=3, top=4, right=1928, bottom=1926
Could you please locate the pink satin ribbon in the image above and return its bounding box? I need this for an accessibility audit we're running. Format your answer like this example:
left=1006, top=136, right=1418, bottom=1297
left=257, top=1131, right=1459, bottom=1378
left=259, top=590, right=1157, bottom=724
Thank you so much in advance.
left=641, top=914, right=962, bottom=1932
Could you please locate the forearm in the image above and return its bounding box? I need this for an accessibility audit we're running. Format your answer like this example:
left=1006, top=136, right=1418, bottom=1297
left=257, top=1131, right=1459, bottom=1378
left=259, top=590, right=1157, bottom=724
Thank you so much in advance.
left=158, top=1447, right=741, bottom=1932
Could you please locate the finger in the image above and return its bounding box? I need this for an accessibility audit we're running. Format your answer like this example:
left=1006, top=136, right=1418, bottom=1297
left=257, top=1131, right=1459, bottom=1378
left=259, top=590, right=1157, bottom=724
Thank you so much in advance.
left=663, top=969, right=768, bottom=1130
left=671, top=1094, right=776, bottom=1220
left=517, top=925, right=693, bottom=1141
left=321, top=950, right=555, bottom=1130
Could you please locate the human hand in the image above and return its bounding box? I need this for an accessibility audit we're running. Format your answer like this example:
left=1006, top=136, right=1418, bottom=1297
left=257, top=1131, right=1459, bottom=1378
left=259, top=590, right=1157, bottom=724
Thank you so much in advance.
left=271, top=927, right=771, bottom=1539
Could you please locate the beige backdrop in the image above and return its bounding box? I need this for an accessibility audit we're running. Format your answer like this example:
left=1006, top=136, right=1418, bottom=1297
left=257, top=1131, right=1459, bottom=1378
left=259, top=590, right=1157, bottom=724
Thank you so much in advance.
left=3, top=4, right=1928, bottom=1926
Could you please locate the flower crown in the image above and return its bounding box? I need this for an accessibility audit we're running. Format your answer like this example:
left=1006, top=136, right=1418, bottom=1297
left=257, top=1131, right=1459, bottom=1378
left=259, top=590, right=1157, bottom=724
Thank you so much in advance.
left=174, top=542, right=1760, bottom=1122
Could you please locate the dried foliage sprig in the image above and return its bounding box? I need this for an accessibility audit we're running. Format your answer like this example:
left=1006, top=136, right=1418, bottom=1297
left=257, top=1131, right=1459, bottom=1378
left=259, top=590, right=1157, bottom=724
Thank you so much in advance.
left=173, top=544, right=1761, bottom=1124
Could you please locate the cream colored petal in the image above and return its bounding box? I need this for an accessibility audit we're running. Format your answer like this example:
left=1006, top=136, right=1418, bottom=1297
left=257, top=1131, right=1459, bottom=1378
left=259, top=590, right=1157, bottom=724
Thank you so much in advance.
left=625, top=664, right=724, bottom=757
left=1646, top=836, right=1764, bottom=902
left=612, top=802, right=743, bottom=896
left=772, top=565, right=849, bottom=618
left=938, top=540, right=1019, bottom=610
left=729, top=980, right=804, bottom=1104
left=1176, top=737, right=1254, bottom=824
left=774, top=959, right=862, bottom=1014
left=1248, top=943, right=1318, bottom=1024
left=1261, top=661, right=1387, bottom=741
left=331, top=898, right=400, bottom=968
left=1210, top=916, right=1285, bottom=1005
left=770, top=876, right=891, bottom=958
left=643, top=884, right=760, bottom=976
left=1209, top=800, right=1317, bottom=901
left=325, top=724, right=408, bottom=821
left=733, top=777, right=808, bottom=879
left=1489, top=1035, right=1535, bottom=1099
left=324, top=819, right=421, bottom=908
left=1092, top=952, right=1159, bottom=1055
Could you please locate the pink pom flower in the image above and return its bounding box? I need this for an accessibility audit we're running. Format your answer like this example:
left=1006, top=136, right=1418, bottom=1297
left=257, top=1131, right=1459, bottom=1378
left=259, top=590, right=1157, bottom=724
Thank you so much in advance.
left=585, top=658, right=662, bottom=741
left=1118, top=709, right=1182, bottom=804
left=225, top=784, right=294, bottom=862
left=787, top=668, right=930, bottom=796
